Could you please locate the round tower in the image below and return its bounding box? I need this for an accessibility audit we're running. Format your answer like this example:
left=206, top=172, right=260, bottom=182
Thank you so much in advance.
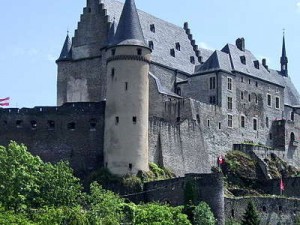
left=104, top=0, right=151, bottom=175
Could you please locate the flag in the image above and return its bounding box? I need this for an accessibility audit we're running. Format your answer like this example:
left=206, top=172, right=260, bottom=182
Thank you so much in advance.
left=0, top=97, right=9, bottom=102
left=280, top=178, right=285, bottom=191
left=0, top=97, right=10, bottom=107
left=218, top=156, right=224, bottom=165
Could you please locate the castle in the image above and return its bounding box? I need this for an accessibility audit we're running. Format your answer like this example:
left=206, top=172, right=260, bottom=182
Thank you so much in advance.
left=0, top=0, right=300, bottom=178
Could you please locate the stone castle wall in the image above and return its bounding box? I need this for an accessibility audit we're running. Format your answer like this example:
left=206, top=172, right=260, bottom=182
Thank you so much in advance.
left=0, top=102, right=105, bottom=177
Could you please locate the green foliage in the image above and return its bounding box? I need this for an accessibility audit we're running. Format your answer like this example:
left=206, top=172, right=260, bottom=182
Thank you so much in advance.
left=0, top=208, right=35, bottom=225
left=226, top=219, right=241, bottom=225
left=134, top=203, right=191, bottom=225
left=0, top=141, right=82, bottom=212
left=193, top=202, right=216, bottom=225
left=241, top=201, right=260, bottom=225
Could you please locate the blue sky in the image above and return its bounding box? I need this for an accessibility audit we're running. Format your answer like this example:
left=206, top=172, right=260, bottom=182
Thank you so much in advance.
left=1, top=0, right=300, bottom=107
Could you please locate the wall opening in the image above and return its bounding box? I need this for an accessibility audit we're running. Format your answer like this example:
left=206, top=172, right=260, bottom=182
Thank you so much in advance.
left=129, top=163, right=133, bottom=171
left=175, top=42, right=181, bottom=51
left=262, top=206, right=267, bottom=212
left=291, top=111, right=295, bottom=121
left=253, top=118, right=258, bottom=131
left=196, top=114, right=200, bottom=123
left=111, top=68, right=115, bottom=78
left=89, top=119, right=97, bottom=131
left=16, top=120, right=23, bottom=128
left=68, top=122, right=76, bottom=130
left=137, top=48, right=142, bottom=56
left=231, top=209, right=235, bottom=218
left=291, top=132, right=295, bottom=143
left=115, top=117, right=119, bottom=125
left=150, top=24, right=155, bottom=33
left=125, top=82, right=128, bottom=91
left=111, top=49, right=116, bottom=56
left=133, top=117, right=137, bottom=124
left=31, top=120, right=37, bottom=129
left=47, top=120, right=55, bottom=130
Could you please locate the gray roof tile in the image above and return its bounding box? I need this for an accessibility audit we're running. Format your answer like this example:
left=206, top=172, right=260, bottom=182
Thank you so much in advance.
left=57, top=34, right=72, bottom=61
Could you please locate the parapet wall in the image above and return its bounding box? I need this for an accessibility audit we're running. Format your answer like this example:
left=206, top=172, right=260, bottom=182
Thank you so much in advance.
left=225, top=197, right=300, bottom=225
left=0, top=102, right=105, bottom=177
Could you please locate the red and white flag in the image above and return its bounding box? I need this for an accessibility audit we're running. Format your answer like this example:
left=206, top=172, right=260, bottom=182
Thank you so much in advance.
left=0, top=97, right=10, bottom=107
left=218, top=156, right=224, bottom=165
left=280, top=178, right=285, bottom=191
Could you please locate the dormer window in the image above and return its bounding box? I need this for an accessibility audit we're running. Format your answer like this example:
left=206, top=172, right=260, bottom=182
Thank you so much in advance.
left=170, top=49, right=175, bottom=57
left=240, top=56, right=246, bottom=64
left=148, top=41, right=154, bottom=50
left=190, top=56, right=195, bottom=64
left=254, top=60, right=260, bottom=69
left=150, top=24, right=155, bottom=33
left=175, top=42, right=181, bottom=51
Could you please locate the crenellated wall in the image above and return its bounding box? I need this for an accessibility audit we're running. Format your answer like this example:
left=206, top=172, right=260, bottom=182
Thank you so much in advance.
left=0, top=102, right=105, bottom=177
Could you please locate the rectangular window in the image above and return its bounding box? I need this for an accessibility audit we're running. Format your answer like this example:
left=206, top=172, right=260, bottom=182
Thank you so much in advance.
left=209, top=77, right=216, bottom=90
left=125, top=82, right=128, bottom=91
left=267, top=94, right=272, bottom=106
left=266, top=117, right=269, bottom=128
left=275, top=97, right=280, bottom=109
left=115, top=117, right=119, bottom=125
left=207, top=120, right=210, bottom=127
left=228, top=78, right=232, bottom=90
left=133, top=117, right=137, bottom=124
left=227, top=97, right=233, bottom=110
left=241, top=91, right=244, bottom=100
left=253, top=118, right=258, bottom=131
left=209, top=96, right=216, bottom=104
left=219, top=122, right=222, bottom=129
left=241, top=116, right=245, bottom=128
left=228, top=115, right=233, bottom=128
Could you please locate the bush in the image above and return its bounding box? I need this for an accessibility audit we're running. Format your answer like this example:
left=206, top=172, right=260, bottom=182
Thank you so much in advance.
left=226, top=219, right=241, bottom=225
left=193, top=202, right=216, bottom=225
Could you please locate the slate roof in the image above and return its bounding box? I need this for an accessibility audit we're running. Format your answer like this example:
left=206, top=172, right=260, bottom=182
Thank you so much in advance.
left=57, top=34, right=72, bottom=61
left=112, top=0, right=146, bottom=47
left=196, top=50, right=232, bottom=73
left=102, top=0, right=213, bottom=74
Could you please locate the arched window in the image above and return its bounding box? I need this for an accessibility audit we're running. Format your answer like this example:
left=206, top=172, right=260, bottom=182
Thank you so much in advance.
left=291, top=132, right=295, bottom=143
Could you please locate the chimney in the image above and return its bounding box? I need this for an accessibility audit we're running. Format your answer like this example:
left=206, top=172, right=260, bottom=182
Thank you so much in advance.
left=262, top=58, right=269, bottom=71
left=236, top=38, right=245, bottom=51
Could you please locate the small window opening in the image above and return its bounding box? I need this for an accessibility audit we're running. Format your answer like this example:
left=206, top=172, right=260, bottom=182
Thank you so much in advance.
left=129, top=163, right=133, bottom=170
left=137, top=48, right=142, bottom=55
left=196, top=114, right=200, bottom=123
left=150, top=24, right=155, bottom=33
left=207, top=119, right=210, bottom=127
left=240, top=56, right=246, bottom=64
left=253, top=118, right=258, bottom=131
left=177, top=117, right=181, bottom=122
left=248, top=79, right=251, bottom=84
left=170, top=49, right=175, bottom=57
left=227, top=78, right=232, bottom=90
left=241, top=116, right=245, bottom=128
left=267, top=94, right=272, bottom=106
left=115, top=117, right=119, bottom=125
left=111, top=49, right=116, bottom=56
left=175, top=42, right=181, bottom=51
left=231, top=209, right=235, bottom=218
left=47, top=120, right=55, bottom=130
left=262, top=206, right=267, bottom=212
left=209, top=77, right=216, bottom=90
left=255, top=81, right=258, bottom=87
left=248, top=94, right=251, bottom=102
left=291, top=112, right=295, bottom=121
left=16, top=120, right=23, bottom=128
left=111, top=68, right=115, bottom=78
left=228, top=115, right=233, bottom=128
left=279, top=206, right=283, bottom=211
left=254, top=60, right=260, bottom=69
left=291, top=132, right=296, bottom=143
left=241, top=76, right=244, bottom=82
left=241, top=91, right=244, bottom=100
left=275, top=97, right=280, bottom=109
left=89, top=119, right=97, bottom=131
left=176, top=87, right=181, bottom=96
left=68, top=122, right=76, bottom=130
left=227, top=97, right=233, bottom=110
left=125, top=82, right=128, bottom=91
left=219, top=122, right=221, bottom=130
left=209, top=96, right=216, bottom=105
left=255, top=94, right=258, bottom=104
left=31, top=120, right=37, bottom=129
left=133, top=117, right=137, bottom=124
left=269, top=133, right=273, bottom=140
left=148, top=41, right=154, bottom=50
left=190, top=56, right=195, bottom=64
left=266, top=117, right=269, bottom=128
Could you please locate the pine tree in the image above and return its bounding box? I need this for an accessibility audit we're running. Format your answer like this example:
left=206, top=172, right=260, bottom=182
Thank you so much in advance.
left=241, top=201, right=260, bottom=225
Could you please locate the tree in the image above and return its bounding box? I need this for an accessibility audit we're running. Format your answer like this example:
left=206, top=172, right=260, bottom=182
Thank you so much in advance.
left=241, top=201, right=260, bottom=225
left=134, top=203, right=191, bottom=225
left=0, top=141, right=82, bottom=212
left=193, top=202, right=216, bottom=225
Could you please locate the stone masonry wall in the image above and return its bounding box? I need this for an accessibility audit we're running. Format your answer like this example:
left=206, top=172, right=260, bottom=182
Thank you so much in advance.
left=0, top=102, right=105, bottom=177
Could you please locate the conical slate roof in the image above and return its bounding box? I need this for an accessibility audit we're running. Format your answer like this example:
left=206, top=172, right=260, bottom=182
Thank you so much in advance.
left=57, top=34, right=72, bottom=61
left=112, top=0, right=146, bottom=47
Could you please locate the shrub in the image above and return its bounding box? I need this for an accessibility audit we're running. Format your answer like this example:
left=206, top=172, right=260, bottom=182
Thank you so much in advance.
left=193, top=202, right=216, bottom=225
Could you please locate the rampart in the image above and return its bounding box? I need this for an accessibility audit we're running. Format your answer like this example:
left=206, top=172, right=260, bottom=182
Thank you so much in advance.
left=0, top=102, right=105, bottom=177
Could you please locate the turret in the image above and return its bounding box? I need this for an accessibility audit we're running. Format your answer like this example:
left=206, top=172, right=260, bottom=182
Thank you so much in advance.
left=56, top=32, right=72, bottom=62
left=280, top=32, right=288, bottom=77
left=104, top=0, right=151, bottom=175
